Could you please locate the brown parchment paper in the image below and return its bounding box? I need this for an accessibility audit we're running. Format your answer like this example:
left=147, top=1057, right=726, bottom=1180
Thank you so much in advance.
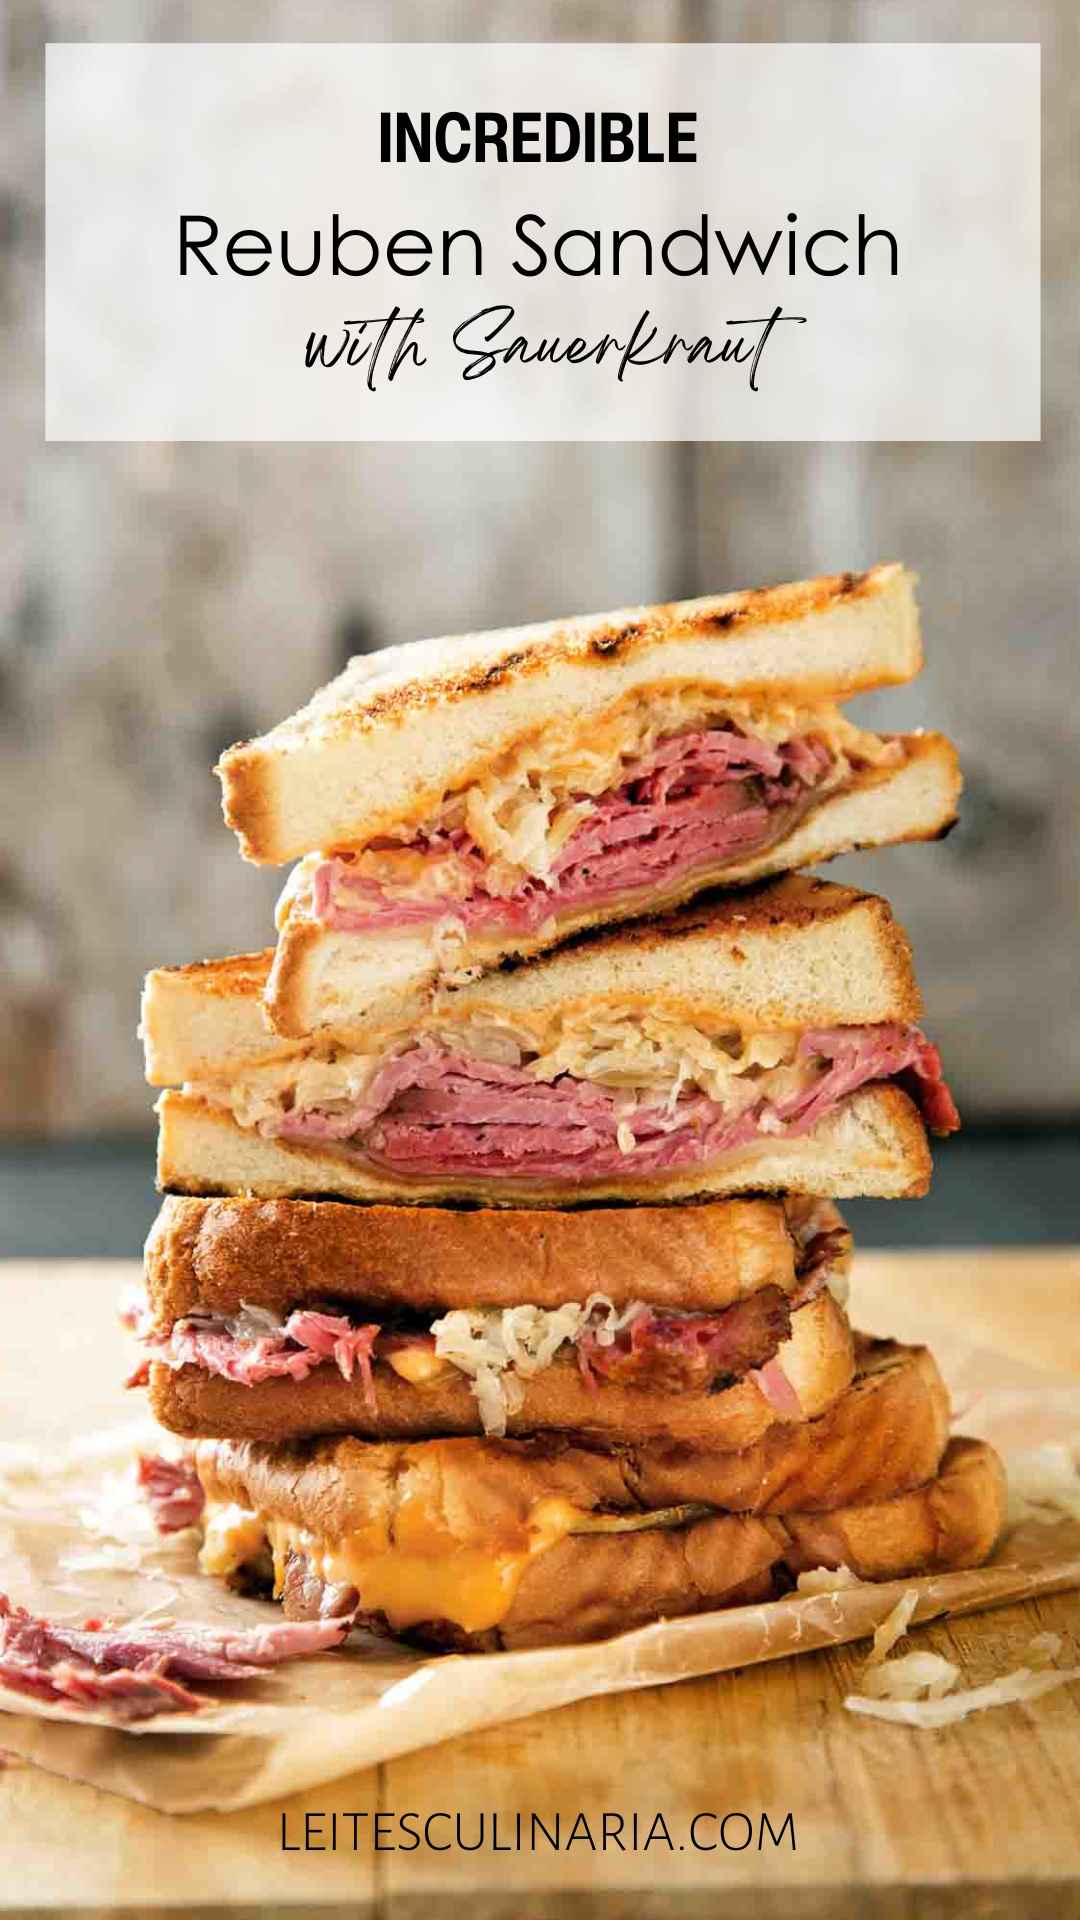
left=2, top=1343, right=1080, bottom=1817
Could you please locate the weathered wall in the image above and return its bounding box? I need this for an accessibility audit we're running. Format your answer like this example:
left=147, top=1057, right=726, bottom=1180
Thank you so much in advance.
left=2, top=0, right=1075, bottom=1131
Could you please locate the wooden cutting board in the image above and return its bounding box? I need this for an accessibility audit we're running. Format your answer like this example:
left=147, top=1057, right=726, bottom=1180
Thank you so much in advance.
left=2, top=1252, right=1080, bottom=1916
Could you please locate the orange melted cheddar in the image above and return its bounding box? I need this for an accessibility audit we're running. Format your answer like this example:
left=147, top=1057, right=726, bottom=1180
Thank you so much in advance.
left=200, top=1493, right=582, bottom=1635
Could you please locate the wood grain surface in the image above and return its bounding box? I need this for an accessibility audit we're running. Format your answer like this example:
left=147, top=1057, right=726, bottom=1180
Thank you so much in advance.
left=1, top=1251, right=1079, bottom=1915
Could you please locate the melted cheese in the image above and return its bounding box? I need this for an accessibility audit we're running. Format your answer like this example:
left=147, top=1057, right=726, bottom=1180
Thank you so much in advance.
left=198, top=1501, right=270, bottom=1579
left=199, top=1493, right=583, bottom=1635
left=385, top=1344, right=452, bottom=1384
left=274, top=1492, right=583, bottom=1633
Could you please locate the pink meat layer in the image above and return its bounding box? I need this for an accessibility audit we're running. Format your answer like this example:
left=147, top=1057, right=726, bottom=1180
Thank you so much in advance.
left=0, top=1592, right=347, bottom=1722
left=311, top=725, right=834, bottom=936
left=275, top=1024, right=959, bottom=1183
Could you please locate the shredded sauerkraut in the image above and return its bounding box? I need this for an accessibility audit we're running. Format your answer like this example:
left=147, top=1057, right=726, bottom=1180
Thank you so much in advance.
left=514, top=1009, right=800, bottom=1105
left=435, top=1006, right=810, bottom=1119
left=859, top=1650, right=960, bottom=1701
left=795, top=1565, right=866, bottom=1595
left=867, top=1588, right=919, bottom=1666
left=845, top=1663, right=1080, bottom=1728
left=1005, top=1444, right=1080, bottom=1526
left=845, top=1592, right=1080, bottom=1728
left=431, top=1296, right=646, bottom=1437
left=188, top=1005, right=817, bottom=1136
left=208, top=1048, right=386, bottom=1133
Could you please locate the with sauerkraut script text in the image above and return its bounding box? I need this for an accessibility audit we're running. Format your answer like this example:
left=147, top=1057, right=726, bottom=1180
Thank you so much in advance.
left=300, top=305, right=805, bottom=393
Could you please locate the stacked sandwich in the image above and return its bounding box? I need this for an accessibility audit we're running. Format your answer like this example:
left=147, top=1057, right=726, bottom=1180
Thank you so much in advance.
left=134, top=565, right=1006, bottom=1650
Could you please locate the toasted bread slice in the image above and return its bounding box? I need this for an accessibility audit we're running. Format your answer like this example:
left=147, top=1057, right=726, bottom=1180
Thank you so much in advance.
left=144, top=1192, right=802, bottom=1321
left=143, top=876, right=923, bottom=1083
left=217, top=565, right=921, bottom=865
left=194, top=1431, right=1004, bottom=1651
left=157, top=1081, right=932, bottom=1205
left=266, top=733, right=958, bottom=1038
left=142, top=949, right=290, bottom=1090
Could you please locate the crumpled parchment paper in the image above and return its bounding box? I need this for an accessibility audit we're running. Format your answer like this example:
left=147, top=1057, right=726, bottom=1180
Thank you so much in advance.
left=2, top=1349, right=1079, bottom=1815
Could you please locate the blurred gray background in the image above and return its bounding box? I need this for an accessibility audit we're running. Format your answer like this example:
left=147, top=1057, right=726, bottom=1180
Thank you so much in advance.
left=2, top=0, right=1077, bottom=1249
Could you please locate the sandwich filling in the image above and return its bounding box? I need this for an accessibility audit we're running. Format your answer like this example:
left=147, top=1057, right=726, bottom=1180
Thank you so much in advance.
left=277, top=693, right=904, bottom=949
left=132, top=1203, right=850, bottom=1437
left=187, top=1009, right=959, bottom=1189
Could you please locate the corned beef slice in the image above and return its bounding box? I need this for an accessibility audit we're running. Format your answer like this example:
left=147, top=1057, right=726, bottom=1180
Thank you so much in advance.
left=578, top=1287, right=791, bottom=1392
left=313, top=725, right=833, bottom=933
left=746, top=1357, right=805, bottom=1418
left=277, top=1023, right=958, bottom=1181
left=800, top=1026, right=961, bottom=1136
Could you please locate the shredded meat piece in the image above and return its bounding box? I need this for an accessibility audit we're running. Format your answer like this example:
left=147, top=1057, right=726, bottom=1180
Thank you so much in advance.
left=139, top=1312, right=380, bottom=1412
left=0, top=1592, right=349, bottom=1722
left=280, top=1552, right=359, bottom=1623
left=137, top=1454, right=205, bottom=1533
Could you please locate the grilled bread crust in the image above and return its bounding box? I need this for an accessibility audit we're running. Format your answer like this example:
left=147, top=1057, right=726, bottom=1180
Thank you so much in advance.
left=156, top=1081, right=933, bottom=1207
left=195, top=1430, right=1004, bottom=1651
left=437, top=873, right=922, bottom=1027
left=266, top=734, right=959, bottom=1038
left=142, top=875, right=923, bottom=1085
left=217, top=565, right=921, bottom=864
left=142, top=950, right=293, bottom=1089
left=144, top=1192, right=800, bottom=1322
left=151, top=1286, right=854, bottom=1450
left=780, top=1437, right=1006, bottom=1584
left=613, top=1336, right=952, bottom=1514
